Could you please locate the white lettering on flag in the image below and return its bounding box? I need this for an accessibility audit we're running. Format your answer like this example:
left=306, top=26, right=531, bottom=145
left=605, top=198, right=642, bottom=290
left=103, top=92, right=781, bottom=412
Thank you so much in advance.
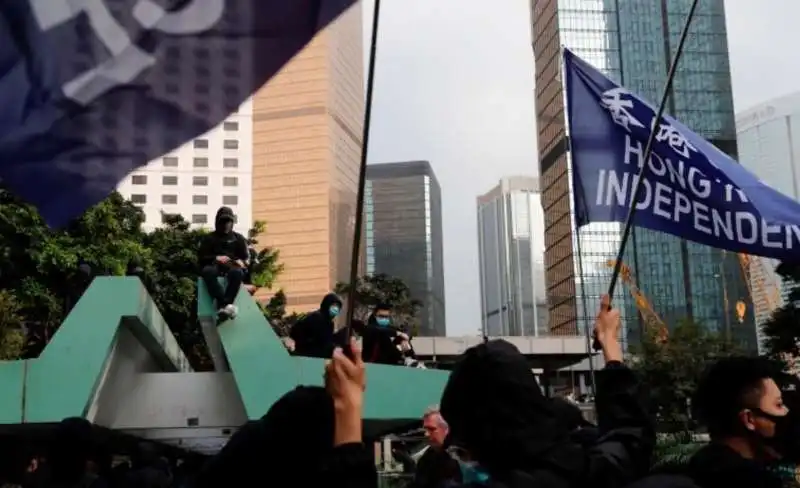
left=593, top=134, right=800, bottom=251
left=27, top=0, right=225, bottom=105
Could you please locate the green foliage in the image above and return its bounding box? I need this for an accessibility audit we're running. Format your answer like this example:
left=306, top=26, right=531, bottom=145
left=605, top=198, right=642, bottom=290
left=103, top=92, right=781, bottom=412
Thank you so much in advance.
left=761, top=261, right=800, bottom=364
left=0, top=190, right=285, bottom=368
left=630, top=319, right=739, bottom=432
left=0, top=290, right=26, bottom=360
left=334, top=274, right=422, bottom=334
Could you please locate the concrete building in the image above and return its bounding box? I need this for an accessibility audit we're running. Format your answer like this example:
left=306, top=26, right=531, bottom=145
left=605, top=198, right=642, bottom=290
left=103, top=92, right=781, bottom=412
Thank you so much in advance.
left=477, top=176, right=548, bottom=337
left=250, top=5, right=364, bottom=311
left=532, top=0, right=755, bottom=351
left=365, top=161, right=446, bottom=336
left=735, top=94, right=800, bottom=333
left=116, top=103, right=253, bottom=235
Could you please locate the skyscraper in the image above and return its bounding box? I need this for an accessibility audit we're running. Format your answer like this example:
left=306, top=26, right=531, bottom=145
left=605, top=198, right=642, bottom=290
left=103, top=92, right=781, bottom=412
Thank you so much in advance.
left=736, top=94, right=800, bottom=329
left=532, top=0, right=755, bottom=350
left=250, top=5, right=364, bottom=311
left=364, top=161, right=446, bottom=336
left=477, top=177, right=548, bottom=337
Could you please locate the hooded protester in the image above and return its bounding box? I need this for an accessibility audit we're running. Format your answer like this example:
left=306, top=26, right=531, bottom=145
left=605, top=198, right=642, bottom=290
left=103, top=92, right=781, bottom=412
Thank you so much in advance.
left=39, top=417, right=107, bottom=488
left=439, top=296, right=654, bottom=488
left=290, top=293, right=343, bottom=358
left=192, top=384, right=375, bottom=488
left=198, top=206, right=249, bottom=321
left=361, top=303, right=407, bottom=365
left=686, top=356, right=789, bottom=488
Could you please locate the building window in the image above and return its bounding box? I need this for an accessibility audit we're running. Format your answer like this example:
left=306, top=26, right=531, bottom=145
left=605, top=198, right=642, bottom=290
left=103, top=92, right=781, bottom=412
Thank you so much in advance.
left=223, top=158, right=238, bottom=168
left=193, top=176, right=208, bottom=186
left=193, top=139, right=208, bottom=148
left=223, top=121, right=238, bottom=131
left=192, top=214, right=208, bottom=224
left=130, top=194, right=146, bottom=204
left=223, top=176, right=238, bottom=187
left=162, top=194, right=177, bottom=204
left=162, top=213, right=178, bottom=223
left=162, top=156, right=178, bottom=167
left=193, top=157, right=209, bottom=168
left=222, top=195, right=238, bottom=205
left=223, top=139, right=238, bottom=149
left=192, top=194, right=208, bottom=205
left=131, top=175, right=147, bottom=185
left=162, top=175, right=178, bottom=186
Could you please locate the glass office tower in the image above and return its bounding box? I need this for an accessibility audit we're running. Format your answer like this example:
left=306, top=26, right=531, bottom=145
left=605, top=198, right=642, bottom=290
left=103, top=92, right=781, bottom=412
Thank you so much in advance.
left=532, top=0, right=755, bottom=350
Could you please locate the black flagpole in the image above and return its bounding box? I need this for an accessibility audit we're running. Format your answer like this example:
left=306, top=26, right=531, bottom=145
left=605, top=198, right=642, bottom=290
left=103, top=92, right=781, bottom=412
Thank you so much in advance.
left=591, top=0, right=700, bottom=351
left=345, top=0, right=381, bottom=343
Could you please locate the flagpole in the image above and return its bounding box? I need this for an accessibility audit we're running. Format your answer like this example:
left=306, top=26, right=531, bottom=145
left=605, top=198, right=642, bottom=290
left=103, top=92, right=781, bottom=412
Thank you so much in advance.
left=560, top=44, right=597, bottom=394
left=592, top=0, right=700, bottom=351
left=345, top=0, right=381, bottom=343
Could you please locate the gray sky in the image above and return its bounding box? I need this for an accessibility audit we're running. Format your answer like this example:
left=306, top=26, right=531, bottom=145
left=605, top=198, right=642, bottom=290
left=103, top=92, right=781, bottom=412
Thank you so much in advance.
left=361, top=0, right=796, bottom=336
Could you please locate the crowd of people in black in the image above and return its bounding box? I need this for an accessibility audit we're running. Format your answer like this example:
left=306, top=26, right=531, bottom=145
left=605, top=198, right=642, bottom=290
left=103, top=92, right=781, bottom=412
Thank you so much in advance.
left=4, top=294, right=800, bottom=488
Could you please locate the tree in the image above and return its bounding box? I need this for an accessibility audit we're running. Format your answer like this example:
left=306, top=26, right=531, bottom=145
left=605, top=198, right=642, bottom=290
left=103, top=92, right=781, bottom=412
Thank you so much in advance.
left=0, top=190, right=286, bottom=368
left=334, top=274, right=423, bottom=333
left=629, top=319, right=738, bottom=432
left=0, top=290, right=26, bottom=360
left=761, top=261, right=800, bottom=367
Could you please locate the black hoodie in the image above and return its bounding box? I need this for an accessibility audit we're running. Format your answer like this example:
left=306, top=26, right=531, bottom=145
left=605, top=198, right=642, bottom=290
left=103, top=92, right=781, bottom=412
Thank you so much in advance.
left=192, top=386, right=376, bottom=488
left=290, top=293, right=342, bottom=358
left=197, top=207, right=248, bottom=267
left=361, top=315, right=405, bottom=365
left=440, top=340, right=654, bottom=488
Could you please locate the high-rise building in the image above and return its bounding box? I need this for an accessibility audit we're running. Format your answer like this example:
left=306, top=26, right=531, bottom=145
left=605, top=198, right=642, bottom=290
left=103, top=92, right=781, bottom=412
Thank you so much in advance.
left=116, top=106, right=253, bottom=234
left=477, top=177, right=548, bottom=337
left=736, top=94, right=800, bottom=330
left=250, top=5, right=364, bottom=311
left=532, top=0, right=755, bottom=350
left=364, top=161, right=446, bottom=336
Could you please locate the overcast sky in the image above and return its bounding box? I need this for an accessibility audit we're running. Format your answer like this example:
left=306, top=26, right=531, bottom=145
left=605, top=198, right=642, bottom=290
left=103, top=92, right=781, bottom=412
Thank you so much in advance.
left=360, top=0, right=795, bottom=336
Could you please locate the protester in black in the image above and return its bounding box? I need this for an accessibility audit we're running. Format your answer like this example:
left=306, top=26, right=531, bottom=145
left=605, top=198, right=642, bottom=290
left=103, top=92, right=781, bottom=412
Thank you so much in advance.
left=439, top=295, right=654, bottom=488
left=198, top=207, right=248, bottom=321
left=361, top=303, right=407, bottom=365
left=686, top=357, right=790, bottom=488
left=290, top=293, right=342, bottom=358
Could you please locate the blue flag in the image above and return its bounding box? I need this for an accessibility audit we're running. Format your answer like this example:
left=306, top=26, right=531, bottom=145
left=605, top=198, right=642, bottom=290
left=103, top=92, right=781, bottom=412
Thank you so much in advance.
left=565, top=48, right=800, bottom=262
left=0, top=0, right=355, bottom=226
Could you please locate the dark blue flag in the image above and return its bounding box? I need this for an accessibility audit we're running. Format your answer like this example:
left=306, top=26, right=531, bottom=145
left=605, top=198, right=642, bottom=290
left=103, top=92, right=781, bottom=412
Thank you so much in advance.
left=0, top=0, right=355, bottom=226
left=565, top=48, right=800, bottom=261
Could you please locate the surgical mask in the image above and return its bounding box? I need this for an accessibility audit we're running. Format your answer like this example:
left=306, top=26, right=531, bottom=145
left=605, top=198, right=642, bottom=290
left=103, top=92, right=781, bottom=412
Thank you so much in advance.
left=376, top=317, right=391, bottom=327
left=458, top=462, right=490, bottom=485
left=329, top=306, right=340, bottom=318
left=752, top=408, right=792, bottom=453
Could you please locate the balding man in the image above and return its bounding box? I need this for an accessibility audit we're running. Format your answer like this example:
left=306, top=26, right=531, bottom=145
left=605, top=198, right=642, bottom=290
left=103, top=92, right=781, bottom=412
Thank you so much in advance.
left=411, top=406, right=460, bottom=488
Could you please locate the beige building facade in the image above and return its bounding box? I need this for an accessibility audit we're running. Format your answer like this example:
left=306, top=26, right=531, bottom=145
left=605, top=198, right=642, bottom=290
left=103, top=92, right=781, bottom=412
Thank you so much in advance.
left=251, top=5, right=365, bottom=313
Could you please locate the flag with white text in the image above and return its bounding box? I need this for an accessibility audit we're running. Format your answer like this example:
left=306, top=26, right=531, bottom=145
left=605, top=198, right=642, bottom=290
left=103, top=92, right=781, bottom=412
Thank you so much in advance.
left=565, top=48, right=800, bottom=262
left=0, top=0, right=355, bottom=226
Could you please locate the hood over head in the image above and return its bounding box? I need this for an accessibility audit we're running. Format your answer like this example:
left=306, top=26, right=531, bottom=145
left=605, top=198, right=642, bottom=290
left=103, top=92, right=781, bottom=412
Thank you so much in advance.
left=48, top=417, right=96, bottom=483
left=440, top=340, right=574, bottom=475
left=320, top=293, right=342, bottom=313
left=214, top=206, right=235, bottom=232
left=195, top=386, right=335, bottom=487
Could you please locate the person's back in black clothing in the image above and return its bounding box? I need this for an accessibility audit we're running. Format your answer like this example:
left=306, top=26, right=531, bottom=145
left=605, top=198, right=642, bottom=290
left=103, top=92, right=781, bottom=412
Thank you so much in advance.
left=38, top=417, right=107, bottom=488
left=192, top=386, right=375, bottom=488
left=290, top=293, right=342, bottom=358
left=198, top=206, right=249, bottom=322
left=361, top=303, right=405, bottom=365
left=439, top=297, right=654, bottom=488
left=122, top=442, right=171, bottom=488
left=681, top=357, right=791, bottom=488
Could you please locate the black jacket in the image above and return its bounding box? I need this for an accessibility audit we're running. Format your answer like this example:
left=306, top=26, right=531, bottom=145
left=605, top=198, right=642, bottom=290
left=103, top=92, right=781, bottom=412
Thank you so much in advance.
left=684, top=443, right=784, bottom=488
left=361, top=317, right=405, bottom=365
left=410, top=447, right=461, bottom=488
left=439, top=340, right=654, bottom=488
left=290, top=293, right=342, bottom=358
left=192, top=386, right=376, bottom=488
left=198, top=207, right=248, bottom=268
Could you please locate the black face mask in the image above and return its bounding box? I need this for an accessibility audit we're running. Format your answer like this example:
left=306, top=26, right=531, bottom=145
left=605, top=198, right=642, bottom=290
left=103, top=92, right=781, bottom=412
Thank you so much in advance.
left=751, top=408, right=794, bottom=455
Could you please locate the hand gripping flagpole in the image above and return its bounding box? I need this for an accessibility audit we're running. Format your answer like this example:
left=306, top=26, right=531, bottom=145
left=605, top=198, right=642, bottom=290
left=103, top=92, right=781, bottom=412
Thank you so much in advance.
left=345, top=0, right=382, bottom=344
left=591, top=0, right=700, bottom=351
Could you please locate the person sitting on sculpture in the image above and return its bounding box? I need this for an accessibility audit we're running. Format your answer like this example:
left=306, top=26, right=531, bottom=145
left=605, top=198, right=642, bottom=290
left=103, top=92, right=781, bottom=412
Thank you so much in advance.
left=198, top=207, right=249, bottom=322
left=290, top=293, right=343, bottom=358
left=361, top=303, right=415, bottom=366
